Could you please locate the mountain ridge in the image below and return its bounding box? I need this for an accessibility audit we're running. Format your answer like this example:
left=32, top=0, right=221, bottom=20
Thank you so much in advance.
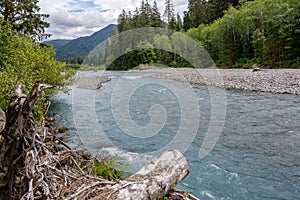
left=44, top=24, right=117, bottom=63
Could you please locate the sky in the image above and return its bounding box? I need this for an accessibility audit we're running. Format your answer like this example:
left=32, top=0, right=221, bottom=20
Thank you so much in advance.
left=39, top=0, right=188, bottom=40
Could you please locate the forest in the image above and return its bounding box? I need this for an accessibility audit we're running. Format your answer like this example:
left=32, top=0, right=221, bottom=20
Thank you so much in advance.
left=99, top=0, right=300, bottom=70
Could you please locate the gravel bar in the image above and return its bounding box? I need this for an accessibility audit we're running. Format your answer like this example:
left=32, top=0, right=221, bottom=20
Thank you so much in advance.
left=146, top=68, right=300, bottom=95
left=76, top=76, right=111, bottom=90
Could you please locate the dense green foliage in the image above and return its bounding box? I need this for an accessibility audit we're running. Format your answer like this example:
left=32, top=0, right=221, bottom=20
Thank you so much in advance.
left=0, top=19, right=73, bottom=115
left=0, top=0, right=50, bottom=40
left=101, top=0, right=189, bottom=70
left=103, top=29, right=193, bottom=70
left=183, top=0, right=242, bottom=30
left=186, top=0, right=300, bottom=67
left=93, top=155, right=129, bottom=181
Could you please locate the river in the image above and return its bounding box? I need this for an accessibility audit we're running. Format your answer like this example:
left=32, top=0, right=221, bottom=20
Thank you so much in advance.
left=49, top=70, right=300, bottom=199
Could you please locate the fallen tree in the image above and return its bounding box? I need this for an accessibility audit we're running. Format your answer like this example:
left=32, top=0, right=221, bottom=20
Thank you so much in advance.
left=0, top=82, right=197, bottom=200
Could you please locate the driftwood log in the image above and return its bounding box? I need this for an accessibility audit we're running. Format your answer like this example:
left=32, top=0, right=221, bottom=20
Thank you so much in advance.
left=96, top=149, right=194, bottom=200
left=0, top=81, right=197, bottom=200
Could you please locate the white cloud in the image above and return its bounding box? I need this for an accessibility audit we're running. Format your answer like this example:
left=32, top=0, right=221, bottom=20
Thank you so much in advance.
left=39, top=0, right=188, bottom=40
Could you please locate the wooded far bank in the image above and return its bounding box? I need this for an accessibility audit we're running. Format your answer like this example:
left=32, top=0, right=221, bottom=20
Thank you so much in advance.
left=82, top=0, right=300, bottom=70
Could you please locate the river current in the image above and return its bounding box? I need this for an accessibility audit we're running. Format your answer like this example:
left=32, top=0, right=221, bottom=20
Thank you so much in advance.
left=49, top=70, right=300, bottom=199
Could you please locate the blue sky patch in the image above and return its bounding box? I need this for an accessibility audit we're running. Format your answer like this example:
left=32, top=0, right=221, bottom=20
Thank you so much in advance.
left=67, top=0, right=95, bottom=9
left=96, top=8, right=110, bottom=13
left=68, top=9, right=85, bottom=13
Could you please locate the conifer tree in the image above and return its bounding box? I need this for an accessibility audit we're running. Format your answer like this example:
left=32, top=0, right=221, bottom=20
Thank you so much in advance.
left=176, top=13, right=183, bottom=31
left=151, top=1, right=163, bottom=27
left=0, top=0, right=50, bottom=40
left=163, top=0, right=175, bottom=25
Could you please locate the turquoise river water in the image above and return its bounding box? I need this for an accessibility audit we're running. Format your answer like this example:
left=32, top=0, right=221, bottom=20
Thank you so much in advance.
left=49, top=71, right=300, bottom=199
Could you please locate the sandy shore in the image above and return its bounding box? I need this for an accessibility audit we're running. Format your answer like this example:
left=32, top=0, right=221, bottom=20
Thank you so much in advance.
left=146, top=68, right=300, bottom=95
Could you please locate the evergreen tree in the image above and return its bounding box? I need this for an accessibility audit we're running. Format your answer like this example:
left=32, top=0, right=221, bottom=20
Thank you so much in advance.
left=183, top=11, right=191, bottom=31
left=133, top=7, right=140, bottom=28
left=144, top=0, right=151, bottom=25
left=118, top=10, right=127, bottom=32
left=183, top=0, right=245, bottom=30
left=206, top=0, right=235, bottom=23
left=163, top=0, right=175, bottom=25
left=151, top=1, right=163, bottom=27
left=118, top=1, right=164, bottom=31
left=0, top=0, right=50, bottom=40
left=176, top=13, right=183, bottom=31
left=168, top=16, right=176, bottom=30
left=118, top=10, right=132, bottom=32
left=139, top=0, right=147, bottom=27
left=187, top=0, right=208, bottom=28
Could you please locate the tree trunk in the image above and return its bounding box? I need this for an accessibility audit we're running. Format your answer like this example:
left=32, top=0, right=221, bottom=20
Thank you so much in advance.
left=96, top=149, right=197, bottom=200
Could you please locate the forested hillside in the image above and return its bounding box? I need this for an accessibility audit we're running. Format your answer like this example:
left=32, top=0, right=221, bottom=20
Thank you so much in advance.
left=103, top=0, right=300, bottom=69
left=43, top=39, right=71, bottom=51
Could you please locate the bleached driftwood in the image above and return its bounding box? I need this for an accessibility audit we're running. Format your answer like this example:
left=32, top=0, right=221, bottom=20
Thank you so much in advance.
left=96, top=149, right=197, bottom=200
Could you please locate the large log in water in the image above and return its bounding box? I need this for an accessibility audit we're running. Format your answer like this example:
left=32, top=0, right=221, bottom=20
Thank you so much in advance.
left=97, top=149, right=193, bottom=200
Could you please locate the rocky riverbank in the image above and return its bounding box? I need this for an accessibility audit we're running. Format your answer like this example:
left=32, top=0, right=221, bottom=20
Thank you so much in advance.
left=147, top=68, right=300, bottom=95
left=76, top=76, right=111, bottom=90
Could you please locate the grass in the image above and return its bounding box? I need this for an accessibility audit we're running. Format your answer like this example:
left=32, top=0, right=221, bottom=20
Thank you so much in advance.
left=93, top=154, right=129, bottom=181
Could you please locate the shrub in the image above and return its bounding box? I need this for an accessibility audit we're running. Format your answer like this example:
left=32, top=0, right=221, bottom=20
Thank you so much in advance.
left=0, top=19, right=74, bottom=114
left=93, top=154, right=129, bottom=181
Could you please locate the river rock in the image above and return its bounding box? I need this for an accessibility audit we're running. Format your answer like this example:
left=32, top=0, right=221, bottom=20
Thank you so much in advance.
left=47, top=117, right=56, bottom=123
left=58, top=126, right=69, bottom=133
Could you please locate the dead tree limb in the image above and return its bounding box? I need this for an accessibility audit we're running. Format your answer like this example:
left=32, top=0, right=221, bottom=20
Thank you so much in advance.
left=0, top=109, right=5, bottom=133
left=0, top=81, right=52, bottom=199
